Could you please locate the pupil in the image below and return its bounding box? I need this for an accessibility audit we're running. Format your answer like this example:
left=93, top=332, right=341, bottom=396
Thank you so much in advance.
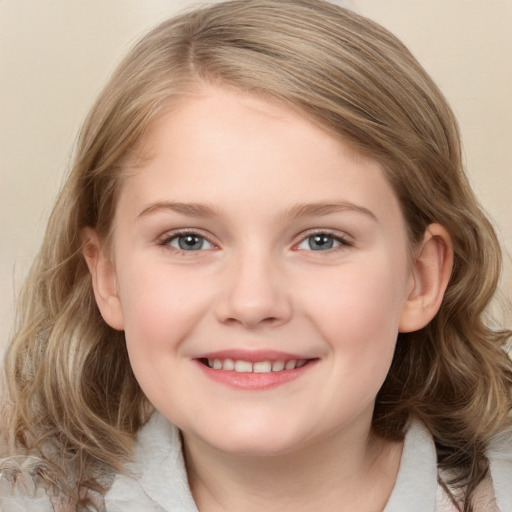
left=310, top=234, right=333, bottom=250
left=179, top=235, right=203, bottom=250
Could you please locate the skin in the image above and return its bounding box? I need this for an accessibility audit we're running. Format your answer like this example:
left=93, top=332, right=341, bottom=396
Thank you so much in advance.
left=86, top=85, right=453, bottom=511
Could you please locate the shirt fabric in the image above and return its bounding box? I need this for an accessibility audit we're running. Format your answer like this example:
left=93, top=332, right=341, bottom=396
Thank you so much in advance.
left=1, top=412, right=511, bottom=511
left=104, top=412, right=512, bottom=511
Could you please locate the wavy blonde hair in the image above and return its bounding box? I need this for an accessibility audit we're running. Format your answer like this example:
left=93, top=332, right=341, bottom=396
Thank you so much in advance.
left=2, top=0, right=511, bottom=509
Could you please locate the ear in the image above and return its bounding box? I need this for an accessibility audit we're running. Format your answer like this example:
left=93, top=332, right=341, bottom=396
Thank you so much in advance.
left=82, top=228, right=125, bottom=331
left=399, top=224, right=453, bottom=333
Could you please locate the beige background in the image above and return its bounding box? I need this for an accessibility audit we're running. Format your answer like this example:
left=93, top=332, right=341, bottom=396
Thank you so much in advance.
left=1, top=0, right=511, bottom=350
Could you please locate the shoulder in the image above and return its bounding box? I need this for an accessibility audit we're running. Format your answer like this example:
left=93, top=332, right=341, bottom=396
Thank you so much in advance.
left=399, top=420, right=512, bottom=512
left=436, top=430, right=512, bottom=512
left=0, top=455, right=56, bottom=511
left=105, top=413, right=197, bottom=511
left=0, top=456, right=106, bottom=512
left=437, top=470, right=500, bottom=512
left=486, top=430, right=512, bottom=512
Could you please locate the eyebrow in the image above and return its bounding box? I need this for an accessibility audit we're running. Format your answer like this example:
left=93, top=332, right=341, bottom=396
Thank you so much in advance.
left=283, top=202, right=378, bottom=222
left=138, top=201, right=220, bottom=218
left=137, top=200, right=377, bottom=222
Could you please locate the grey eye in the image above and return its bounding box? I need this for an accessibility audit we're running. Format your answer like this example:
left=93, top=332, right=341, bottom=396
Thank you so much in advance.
left=169, top=234, right=214, bottom=251
left=298, top=234, right=340, bottom=251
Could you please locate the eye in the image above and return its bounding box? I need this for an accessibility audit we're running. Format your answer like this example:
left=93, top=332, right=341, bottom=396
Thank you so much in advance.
left=296, top=233, right=348, bottom=251
left=164, top=232, right=215, bottom=251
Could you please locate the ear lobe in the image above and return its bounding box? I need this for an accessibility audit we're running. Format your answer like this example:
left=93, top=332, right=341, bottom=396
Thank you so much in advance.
left=399, top=224, right=453, bottom=333
left=82, top=228, right=125, bottom=331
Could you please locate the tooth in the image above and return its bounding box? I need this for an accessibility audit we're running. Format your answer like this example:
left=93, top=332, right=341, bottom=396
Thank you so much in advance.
left=208, top=359, right=214, bottom=368
left=223, top=358, right=235, bottom=371
left=272, top=360, right=285, bottom=371
left=213, top=359, right=223, bottom=370
left=285, top=360, right=297, bottom=370
left=234, top=360, right=253, bottom=373
left=296, top=360, right=307, bottom=368
left=253, top=361, right=272, bottom=373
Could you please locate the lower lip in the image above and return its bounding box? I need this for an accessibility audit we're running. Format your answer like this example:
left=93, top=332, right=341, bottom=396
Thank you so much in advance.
left=195, top=360, right=316, bottom=390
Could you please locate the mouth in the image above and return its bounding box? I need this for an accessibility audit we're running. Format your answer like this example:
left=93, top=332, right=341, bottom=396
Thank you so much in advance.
left=194, top=353, right=318, bottom=390
left=199, top=357, right=310, bottom=373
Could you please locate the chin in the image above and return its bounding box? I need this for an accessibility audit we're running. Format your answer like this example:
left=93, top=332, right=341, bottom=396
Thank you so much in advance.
left=194, top=424, right=311, bottom=457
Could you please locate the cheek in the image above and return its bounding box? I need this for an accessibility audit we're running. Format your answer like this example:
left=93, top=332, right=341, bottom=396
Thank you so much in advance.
left=116, top=262, right=214, bottom=405
left=308, top=259, right=409, bottom=418
left=116, top=259, right=211, bottom=354
left=306, top=252, right=410, bottom=365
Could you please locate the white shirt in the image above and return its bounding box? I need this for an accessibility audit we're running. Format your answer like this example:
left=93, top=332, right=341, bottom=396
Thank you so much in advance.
left=2, top=412, right=510, bottom=511
left=105, top=412, right=512, bottom=511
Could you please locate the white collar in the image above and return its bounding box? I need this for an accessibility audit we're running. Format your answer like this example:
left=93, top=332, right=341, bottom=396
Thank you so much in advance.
left=383, top=419, right=437, bottom=512
left=105, top=412, right=510, bottom=511
left=106, top=412, right=197, bottom=511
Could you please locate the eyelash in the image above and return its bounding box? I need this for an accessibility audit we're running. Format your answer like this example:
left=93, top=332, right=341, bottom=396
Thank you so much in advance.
left=158, top=229, right=217, bottom=253
left=157, top=229, right=353, bottom=254
left=295, top=229, right=353, bottom=252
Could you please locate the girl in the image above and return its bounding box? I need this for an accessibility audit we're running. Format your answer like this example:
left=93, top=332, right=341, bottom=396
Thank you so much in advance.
left=1, top=1, right=511, bottom=511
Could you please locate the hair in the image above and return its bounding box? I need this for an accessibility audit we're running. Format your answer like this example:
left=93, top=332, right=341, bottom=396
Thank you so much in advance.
left=2, top=1, right=511, bottom=510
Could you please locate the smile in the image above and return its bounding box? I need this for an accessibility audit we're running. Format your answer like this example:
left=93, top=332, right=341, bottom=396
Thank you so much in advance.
left=205, top=358, right=308, bottom=373
left=195, top=352, right=317, bottom=390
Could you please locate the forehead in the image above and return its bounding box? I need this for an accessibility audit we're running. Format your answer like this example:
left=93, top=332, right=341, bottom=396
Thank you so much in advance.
left=116, top=85, right=403, bottom=227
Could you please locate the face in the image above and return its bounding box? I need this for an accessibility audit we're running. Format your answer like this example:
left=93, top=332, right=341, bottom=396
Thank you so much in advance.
left=96, top=86, right=417, bottom=457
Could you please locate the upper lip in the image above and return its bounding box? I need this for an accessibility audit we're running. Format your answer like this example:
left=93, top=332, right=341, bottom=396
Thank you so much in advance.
left=194, top=349, right=315, bottom=362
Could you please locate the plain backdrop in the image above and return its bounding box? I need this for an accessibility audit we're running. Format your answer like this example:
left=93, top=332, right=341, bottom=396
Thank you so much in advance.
left=1, top=0, right=511, bottom=350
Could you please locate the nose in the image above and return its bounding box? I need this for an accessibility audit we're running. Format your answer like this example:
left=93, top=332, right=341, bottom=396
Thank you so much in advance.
left=214, top=250, right=293, bottom=329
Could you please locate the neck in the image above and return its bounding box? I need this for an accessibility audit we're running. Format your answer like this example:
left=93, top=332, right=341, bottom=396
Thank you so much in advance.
left=183, top=420, right=403, bottom=512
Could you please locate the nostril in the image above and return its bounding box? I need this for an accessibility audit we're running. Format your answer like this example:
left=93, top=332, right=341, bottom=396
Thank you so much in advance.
left=224, top=316, right=281, bottom=328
